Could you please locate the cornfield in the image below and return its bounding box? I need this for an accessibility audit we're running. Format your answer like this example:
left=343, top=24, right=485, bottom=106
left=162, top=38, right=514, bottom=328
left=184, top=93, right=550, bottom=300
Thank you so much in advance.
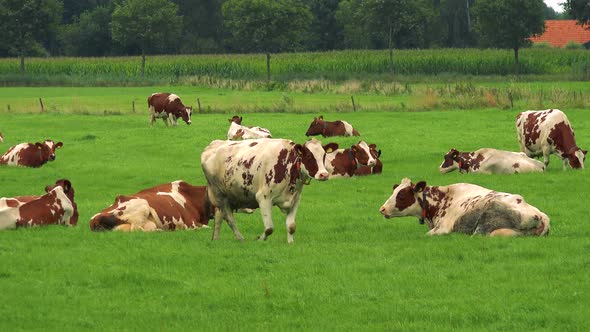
left=0, top=48, right=588, bottom=82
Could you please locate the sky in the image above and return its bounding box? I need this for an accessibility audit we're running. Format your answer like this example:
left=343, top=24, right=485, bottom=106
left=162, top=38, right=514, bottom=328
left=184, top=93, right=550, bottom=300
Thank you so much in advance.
left=545, top=0, right=564, bottom=12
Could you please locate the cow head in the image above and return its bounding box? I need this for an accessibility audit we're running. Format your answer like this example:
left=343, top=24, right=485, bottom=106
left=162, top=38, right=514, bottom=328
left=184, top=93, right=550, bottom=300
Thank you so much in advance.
left=176, top=107, right=192, bottom=125
left=305, top=116, right=325, bottom=136
left=379, top=178, right=426, bottom=219
left=439, top=148, right=461, bottom=173
left=369, top=144, right=381, bottom=159
left=42, top=140, right=63, bottom=161
left=45, top=179, right=77, bottom=225
left=566, top=147, right=587, bottom=169
left=229, top=115, right=242, bottom=124
left=351, top=141, right=377, bottom=166
left=295, top=138, right=329, bottom=181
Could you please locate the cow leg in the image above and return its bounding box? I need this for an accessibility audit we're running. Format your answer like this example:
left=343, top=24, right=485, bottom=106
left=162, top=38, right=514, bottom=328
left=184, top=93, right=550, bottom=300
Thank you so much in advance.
left=142, top=222, right=159, bottom=232
left=542, top=147, right=551, bottom=167
left=283, top=199, right=301, bottom=244
left=256, top=197, right=274, bottom=241
left=212, top=209, right=223, bottom=240
left=162, top=116, right=169, bottom=126
left=562, top=158, right=568, bottom=171
left=149, top=114, right=155, bottom=126
left=223, top=209, right=244, bottom=241
left=113, top=223, right=134, bottom=232
left=490, top=228, right=521, bottom=237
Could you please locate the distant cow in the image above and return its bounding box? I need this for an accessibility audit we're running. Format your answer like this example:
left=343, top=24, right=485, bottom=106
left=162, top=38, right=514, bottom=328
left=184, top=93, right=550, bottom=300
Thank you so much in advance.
left=148, top=93, right=193, bottom=126
left=355, top=144, right=382, bottom=176
left=201, top=138, right=329, bottom=243
left=439, top=148, right=545, bottom=174
left=379, top=178, right=550, bottom=237
left=516, top=109, right=586, bottom=170
left=0, top=139, right=63, bottom=167
left=323, top=141, right=377, bottom=178
left=0, top=179, right=78, bottom=230
left=89, top=181, right=213, bottom=232
left=305, top=115, right=360, bottom=137
left=227, top=115, right=272, bottom=140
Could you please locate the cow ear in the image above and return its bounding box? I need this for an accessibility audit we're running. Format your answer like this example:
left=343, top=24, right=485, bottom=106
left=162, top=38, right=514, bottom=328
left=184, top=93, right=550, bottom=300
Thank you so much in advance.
left=369, top=144, right=376, bottom=149
left=295, top=144, right=304, bottom=156
left=393, top=184, right=399, bottom=191
left=452, top=149, right=459, bottom=158
left=45, top=186, right=52, bottom=193
left=35, top=143, right=43, bottom=149
left=228, top=118, right=232, bottom=123
left=319, top=115, right=323, bottom=120
left=413, top=181, right=427, bottom=193
left=323, top=143, right=338, bottom=153
left=63, top=180, right=71, bottom=193
left=377, top=149, right=382, bottom=157
left=56, top=142, right=63, bottom=149
left=240, top=116, right=243, bottom=122
left=583, top=150, right=588, bottom=156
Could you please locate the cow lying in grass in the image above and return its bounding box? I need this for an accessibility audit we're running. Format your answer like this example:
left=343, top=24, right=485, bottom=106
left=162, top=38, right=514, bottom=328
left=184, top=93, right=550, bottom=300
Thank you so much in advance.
left=90, top=181, right=213, bottom=231
left=439, top=148, right=545, bottom=174
left=0, top=139, right=63, bottom=167
left=322, top=141, right=377, bottom=178
left=227, top=115, right=272, bottom=140
left=305, top=115, right=360, bottom=137
left=355, top=144, right=382, bottom=176
left=379, top=178, right=550, bottom=236
left=0, top=179, right=78, bottom=230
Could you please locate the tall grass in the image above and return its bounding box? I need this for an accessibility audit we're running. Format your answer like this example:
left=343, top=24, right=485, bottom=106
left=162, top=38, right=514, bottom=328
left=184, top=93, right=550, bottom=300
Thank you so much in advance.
left=0, top=49, right=589, bottom=86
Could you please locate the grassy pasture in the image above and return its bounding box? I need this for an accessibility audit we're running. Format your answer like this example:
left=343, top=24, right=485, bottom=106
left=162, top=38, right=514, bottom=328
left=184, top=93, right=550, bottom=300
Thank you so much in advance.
left=0, top=106, right=589, bottom=330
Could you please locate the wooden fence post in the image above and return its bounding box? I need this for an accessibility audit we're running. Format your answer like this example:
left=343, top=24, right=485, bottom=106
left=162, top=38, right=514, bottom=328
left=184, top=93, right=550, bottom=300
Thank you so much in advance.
left=351, top=96, right=357, bottom=112
left=197, top=98, right=202, bottom=113
left=7, top=104, right=10, bottom=112
left=132, top=100, right=135, bottom=113
left=39, top=98, right=44, bottom=113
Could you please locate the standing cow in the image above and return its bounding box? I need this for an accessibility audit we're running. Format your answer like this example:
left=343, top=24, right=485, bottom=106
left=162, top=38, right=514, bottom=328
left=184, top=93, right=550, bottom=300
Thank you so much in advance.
left=0, top=179, right=78, bottom=230
left=516, top=109, right=586, bottom=170
left=379, top=178, right=550, bottom=236
left=0, top=139, right=63, bottom=167
left=148, top=93, right=193, bottom=126
left=305, top=115, right=360, bottom=137
left=322, top=141, right=377, bottom=178
left=201, top=138, right=329, bottom=243
left=439, top=148, right=545, bottom=174
left=90, top=181, right=213, bottom=232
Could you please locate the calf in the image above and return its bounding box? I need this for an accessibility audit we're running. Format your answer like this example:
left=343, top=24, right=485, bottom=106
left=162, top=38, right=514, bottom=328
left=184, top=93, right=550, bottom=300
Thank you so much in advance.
left=379, top=178, right=550, bottom=236
left=201, top=138, right=329, bottom=243
left=305, top=115, right=360, bottom=137
left=0, top=179, right=78, bottom=230
left=0, top=139, right=63, bottom=167
left=148, top=93, right=193, bottom=126
left=89, top=181, right=213, bottom=232
left=516, top=109, right=586, bottom=170
left=227, top=116, right=272, bottom=140
left=439, top=148, right=545, bottom=174
left=355, top=144, right=382, bottom=176
left=323, top=141, right=377, bottom=178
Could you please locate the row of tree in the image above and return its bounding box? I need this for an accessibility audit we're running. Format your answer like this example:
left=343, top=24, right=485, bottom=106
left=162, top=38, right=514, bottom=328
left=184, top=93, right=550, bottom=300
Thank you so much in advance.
left=0, top=0, right=587, bottom=76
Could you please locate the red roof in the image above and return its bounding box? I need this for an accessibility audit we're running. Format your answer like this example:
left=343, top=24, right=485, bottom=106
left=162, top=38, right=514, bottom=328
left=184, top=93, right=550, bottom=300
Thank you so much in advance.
left=530, top=20, right=590, bottom=48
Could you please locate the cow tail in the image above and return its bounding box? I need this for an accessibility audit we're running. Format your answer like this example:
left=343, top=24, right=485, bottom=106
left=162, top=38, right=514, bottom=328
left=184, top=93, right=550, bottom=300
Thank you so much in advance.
left=89, top=214, right=124, bottom=231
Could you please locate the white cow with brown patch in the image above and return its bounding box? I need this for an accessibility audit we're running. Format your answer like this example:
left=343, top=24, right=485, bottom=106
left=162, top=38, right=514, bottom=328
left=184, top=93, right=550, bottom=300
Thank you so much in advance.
left=516, top=109, right=586, bottom=170
left=439, top=148, right=545, bottom=174
left=201, top=138, right=329, bottom=243
left=379, top=178, right=550, bottom=237
left=322, top=141, right=377, bottom=178
left=226, top=117, right=272, bottom=140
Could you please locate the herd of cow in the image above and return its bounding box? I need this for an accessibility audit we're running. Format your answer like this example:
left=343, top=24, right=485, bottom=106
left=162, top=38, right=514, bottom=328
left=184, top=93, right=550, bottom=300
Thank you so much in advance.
left=0, top=92, right=586, bottom=241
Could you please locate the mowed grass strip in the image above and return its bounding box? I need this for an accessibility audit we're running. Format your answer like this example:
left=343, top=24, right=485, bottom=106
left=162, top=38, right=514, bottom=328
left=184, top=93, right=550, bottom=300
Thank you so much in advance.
left=0, top=110, right=589, bottom=330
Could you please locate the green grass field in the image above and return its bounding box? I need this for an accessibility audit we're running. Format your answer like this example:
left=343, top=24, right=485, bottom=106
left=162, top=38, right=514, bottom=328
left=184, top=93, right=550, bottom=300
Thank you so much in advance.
left=1, top=102, right=589, bottom=329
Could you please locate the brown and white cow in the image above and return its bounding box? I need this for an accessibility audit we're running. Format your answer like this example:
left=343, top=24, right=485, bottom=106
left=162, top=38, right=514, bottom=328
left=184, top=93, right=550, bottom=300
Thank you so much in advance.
left=89, top=181, right=213, bottom=232
left=379, top=178, right=550, bottom=237
left=439, top=148, right=545, bottom=174
left=322, top=141, right=377, bottom=178
left=148, top=93, right=193, bottom=126
left=201, top=138, right=329, bottom=243
left=516, top=109, right=586, bottom=170
left=227, top=116, right=272, bottom=140
left=305, top=115, right=360, bottom=137
left=355, top=144, right=382, bottom=176
left=0, top=179, right=78, bottom=230
left=0, top=139, right=63, bottom=168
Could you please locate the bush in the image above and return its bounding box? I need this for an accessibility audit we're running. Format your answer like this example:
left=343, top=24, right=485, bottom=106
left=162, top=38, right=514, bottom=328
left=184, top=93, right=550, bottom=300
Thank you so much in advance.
left=564, top=41, right=584, bottom=50
left=532, top=42, right=552, bottom=49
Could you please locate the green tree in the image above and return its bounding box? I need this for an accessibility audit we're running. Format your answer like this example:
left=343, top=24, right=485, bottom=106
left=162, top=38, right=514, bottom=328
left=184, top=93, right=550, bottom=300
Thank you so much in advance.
left=0, top=0, right=62, bottom=74
left=222, top=0, right=313, bottom=81
left=473, top=0, right=545, bottom=70
left=61, top=6, right=113, bottom=56
left=304, top=0, right=344, bottom=50
left=111, top=0, right=182, bottom=77
left=565, top=0, right=590, bottom=25
left=172, top=0, right=224, bottom=54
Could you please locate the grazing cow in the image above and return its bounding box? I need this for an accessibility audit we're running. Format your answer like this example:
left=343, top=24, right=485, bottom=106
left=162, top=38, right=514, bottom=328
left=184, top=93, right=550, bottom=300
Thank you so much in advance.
left=379, top=178, right=550, bottom=237
left=323, top=141, right=377, bottom=178
left=89, top=181, right=213, bottom=232
left=439, top=148, right=545, bottom=174
left=355, top=144, right=383, bottom=176
left=148, top=93, right=193, bottom=126
left=0, top=179, right=78, bottom=230
left=305, top=115, right=360, bottom=137
left=0, top=139, right=63, bottom=167
left=516, top=109, right=587, bottom=170
left=227, top=116, right=272, bottom=140
left=201, top=138, right=329, bottom=243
